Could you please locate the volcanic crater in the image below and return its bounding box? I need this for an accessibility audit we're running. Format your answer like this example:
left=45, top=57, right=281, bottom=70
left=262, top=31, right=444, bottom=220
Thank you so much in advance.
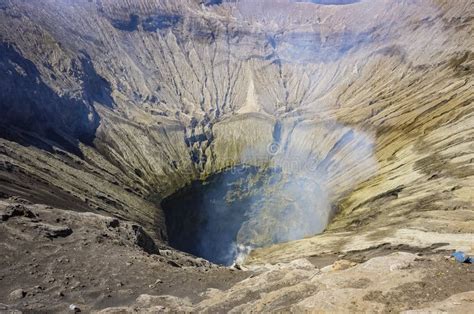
left=0, top=0, right=473, bottom=312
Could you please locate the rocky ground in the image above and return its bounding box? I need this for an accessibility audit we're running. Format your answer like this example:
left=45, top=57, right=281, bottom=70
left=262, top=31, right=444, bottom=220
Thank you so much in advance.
left=0, top=197, right=249, bottom=312
left=1, top=197, right=473, bottom=313
left=98, top=254, right=474, bottom=313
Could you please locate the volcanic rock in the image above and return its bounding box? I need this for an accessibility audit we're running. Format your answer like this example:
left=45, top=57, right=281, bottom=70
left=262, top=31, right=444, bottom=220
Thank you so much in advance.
left=8, top=289, right=25, bottom=301
left=0, top=0, right=473, bottom=312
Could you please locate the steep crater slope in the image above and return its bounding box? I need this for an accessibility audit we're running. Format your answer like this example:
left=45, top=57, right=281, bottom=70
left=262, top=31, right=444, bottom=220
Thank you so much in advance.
left=0, top=0, right=473, bottom=267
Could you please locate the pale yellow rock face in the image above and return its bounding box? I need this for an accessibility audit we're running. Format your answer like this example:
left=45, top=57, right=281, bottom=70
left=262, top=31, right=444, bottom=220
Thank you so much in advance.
left=0, top=0, right=472, bottom=261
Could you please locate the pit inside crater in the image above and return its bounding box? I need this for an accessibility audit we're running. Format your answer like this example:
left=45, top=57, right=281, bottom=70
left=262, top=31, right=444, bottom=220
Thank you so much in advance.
left=162, top=165, right=331, bottom=265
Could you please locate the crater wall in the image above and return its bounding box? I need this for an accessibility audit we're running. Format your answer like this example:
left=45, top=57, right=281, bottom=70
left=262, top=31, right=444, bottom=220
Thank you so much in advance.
left=0, top=0, right=472, bottom=257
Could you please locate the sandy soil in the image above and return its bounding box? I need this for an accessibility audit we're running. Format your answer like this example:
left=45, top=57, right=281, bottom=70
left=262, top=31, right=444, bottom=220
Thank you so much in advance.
left=0, top=197, right=249, bottom=312
left=1, top=197, right=473, bottom=313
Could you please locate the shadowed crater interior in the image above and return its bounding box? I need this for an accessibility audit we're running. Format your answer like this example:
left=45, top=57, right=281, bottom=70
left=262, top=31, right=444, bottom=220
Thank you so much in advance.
left=162, top=165, right=330, bottom=265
